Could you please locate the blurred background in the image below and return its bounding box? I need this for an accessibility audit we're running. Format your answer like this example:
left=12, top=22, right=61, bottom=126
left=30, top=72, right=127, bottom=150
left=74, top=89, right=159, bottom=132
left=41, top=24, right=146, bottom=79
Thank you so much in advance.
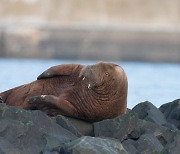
left=0, top=0, right=180, bottom=108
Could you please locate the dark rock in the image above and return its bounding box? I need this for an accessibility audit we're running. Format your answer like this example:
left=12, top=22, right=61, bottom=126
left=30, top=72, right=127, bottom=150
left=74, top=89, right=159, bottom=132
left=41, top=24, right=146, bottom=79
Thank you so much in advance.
left=94, top=112, right=175, bottom=146
left=65, top=117, right=94, bottom=136
left=135, top=134, right=163, bottom=154
left=56, top=115, right=83, bottom=137
left=159, top=99, right=180, bottom=129
left=163, top=132, right=180, bottom=154
left=0, top=137, right=22, bottom=154
left=94, top=113, right=140, bottom=142
left=0, top=104, right=77, bottom=153
left=61, top=136, right=128, bottom=154
left=122, top=134, right=167, bottom=154
left=122, top=133, right=170, bottom=154
left=162, top=122, right=178, bottom=132
left=131, top=101, right=167, bottom=126
left=122, top=139, right=138, bottom=154
left=0, top=99, right=179, bottom=153
left=0, top=119, right=46, bottom=154
left=56, top=115, right=94, bottom=137
left=137, top=119, right=175, bottom=146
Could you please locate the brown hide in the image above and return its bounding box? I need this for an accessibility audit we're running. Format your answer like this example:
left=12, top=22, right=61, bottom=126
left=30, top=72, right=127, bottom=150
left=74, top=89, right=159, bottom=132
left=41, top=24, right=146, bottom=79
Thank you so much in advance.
left=0, top=62, right=128, bottom=122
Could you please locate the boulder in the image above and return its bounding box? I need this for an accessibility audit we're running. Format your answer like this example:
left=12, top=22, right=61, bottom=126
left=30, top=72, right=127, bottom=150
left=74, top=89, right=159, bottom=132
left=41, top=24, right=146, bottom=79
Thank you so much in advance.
left=0, top=119, right=46, bottom=154
left=94, top=112, right=175, bottom=146
left=61, top=136, right=128, bottom=154
left=0, top=104, right=77, bottom=153
left=94, top=112, right=140, bottom=142
left=122, top=139, right=138, bottom=154
left=0, top=99, right=179, bottom=153
left=56, top=115, right=83, bottom=137
left=159, top=99, right=180, bottom=129
left=56, top=115, right=94, bottom=136
left=0, top=137, right=22, bottom=154
left=163, top=131, right=180, bottom=154
left=123, top=134, right=164, bottom=154
left=134, top=134, right=163, bottom=154
left=137, top=119, right=175, bottom=146
left=131, top=101, right=167, bottom=125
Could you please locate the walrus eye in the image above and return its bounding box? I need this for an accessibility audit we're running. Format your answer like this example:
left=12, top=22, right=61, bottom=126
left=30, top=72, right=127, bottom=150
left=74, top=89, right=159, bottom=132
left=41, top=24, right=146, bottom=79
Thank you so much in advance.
left=105, top=72, right=109, bottom=76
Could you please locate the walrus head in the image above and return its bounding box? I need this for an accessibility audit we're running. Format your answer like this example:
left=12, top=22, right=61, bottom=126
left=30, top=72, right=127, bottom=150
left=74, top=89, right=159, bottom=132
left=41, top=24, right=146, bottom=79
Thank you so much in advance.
left=78, top=61, right=128, bottom=119
left=79, top=62, right=127, bottom=92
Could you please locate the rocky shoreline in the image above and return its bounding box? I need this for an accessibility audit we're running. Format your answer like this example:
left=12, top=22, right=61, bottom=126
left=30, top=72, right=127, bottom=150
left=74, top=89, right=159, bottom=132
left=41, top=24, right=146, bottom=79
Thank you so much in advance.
left=0, top=99, right=179, bottom=154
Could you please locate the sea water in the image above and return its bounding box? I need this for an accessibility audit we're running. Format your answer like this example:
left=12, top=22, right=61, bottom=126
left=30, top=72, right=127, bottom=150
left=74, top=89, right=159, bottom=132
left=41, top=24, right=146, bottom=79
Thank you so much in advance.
left=0, top=58, right=179, bottom=109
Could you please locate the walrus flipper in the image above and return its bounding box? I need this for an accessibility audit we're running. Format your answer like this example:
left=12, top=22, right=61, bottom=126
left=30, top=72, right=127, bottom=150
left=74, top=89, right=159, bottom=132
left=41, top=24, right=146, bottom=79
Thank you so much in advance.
left=37, top=64, right=83, bottom=80
left=28, top=95, right=77, bottom=117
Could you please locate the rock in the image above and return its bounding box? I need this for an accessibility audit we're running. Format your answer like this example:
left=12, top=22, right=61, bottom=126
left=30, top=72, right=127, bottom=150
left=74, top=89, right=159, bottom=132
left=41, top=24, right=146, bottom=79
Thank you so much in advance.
left=56, top=115, right=83, bottom=137
left=134, top=134, right=163, bottom=154
left=123, top=134, right=164, bottom=154
left=0, top=99, right=179, bottom=153
left=94, top=113, right=140, bottom=142
left=137, top=119, right=175, bottom=146
left=94, top=112, right=175, bottom=146
left=56, top=115, right=94, bottom=137
left=163, top=132, right=180, bottom=154
left=0, top=119, right=46, bottom=154
left=0, top=137, right=22, bottom=154
left=0, top=104, right=77, bottom=153
left=122, top=139, right=138, bottom=154
left=131, top=101, right=167, bottom=126
left=61, top=136, right=128, bottom=154
left=159, top=99, right=180, bottom=129
left=64, top=117, right=94, bottom=136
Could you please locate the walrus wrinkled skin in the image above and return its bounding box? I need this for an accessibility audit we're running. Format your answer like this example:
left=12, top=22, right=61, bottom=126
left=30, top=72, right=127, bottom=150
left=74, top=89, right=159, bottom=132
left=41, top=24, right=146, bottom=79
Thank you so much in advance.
left=0, top=62, right=128, bottom=122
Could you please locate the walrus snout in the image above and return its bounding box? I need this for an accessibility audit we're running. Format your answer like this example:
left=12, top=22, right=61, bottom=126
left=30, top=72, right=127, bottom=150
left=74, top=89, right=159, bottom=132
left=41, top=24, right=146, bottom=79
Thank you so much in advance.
left=79, top=65, right=100, bottom=88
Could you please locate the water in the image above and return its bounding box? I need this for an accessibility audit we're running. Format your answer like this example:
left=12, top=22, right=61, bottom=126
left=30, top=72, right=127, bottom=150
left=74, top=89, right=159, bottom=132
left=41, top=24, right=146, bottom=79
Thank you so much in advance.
left=0, top=58, right=179, bottom=109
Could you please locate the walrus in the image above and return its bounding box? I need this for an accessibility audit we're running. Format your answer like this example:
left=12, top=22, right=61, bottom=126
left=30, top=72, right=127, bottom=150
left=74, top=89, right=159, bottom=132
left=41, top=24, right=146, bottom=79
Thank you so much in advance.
left=0, top=62, right=128, bottom=122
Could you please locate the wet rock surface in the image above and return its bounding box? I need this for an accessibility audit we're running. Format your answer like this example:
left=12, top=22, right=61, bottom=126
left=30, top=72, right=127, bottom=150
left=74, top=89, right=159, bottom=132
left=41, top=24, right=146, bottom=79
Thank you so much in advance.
left=0, top=99, right=179, bottom=154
